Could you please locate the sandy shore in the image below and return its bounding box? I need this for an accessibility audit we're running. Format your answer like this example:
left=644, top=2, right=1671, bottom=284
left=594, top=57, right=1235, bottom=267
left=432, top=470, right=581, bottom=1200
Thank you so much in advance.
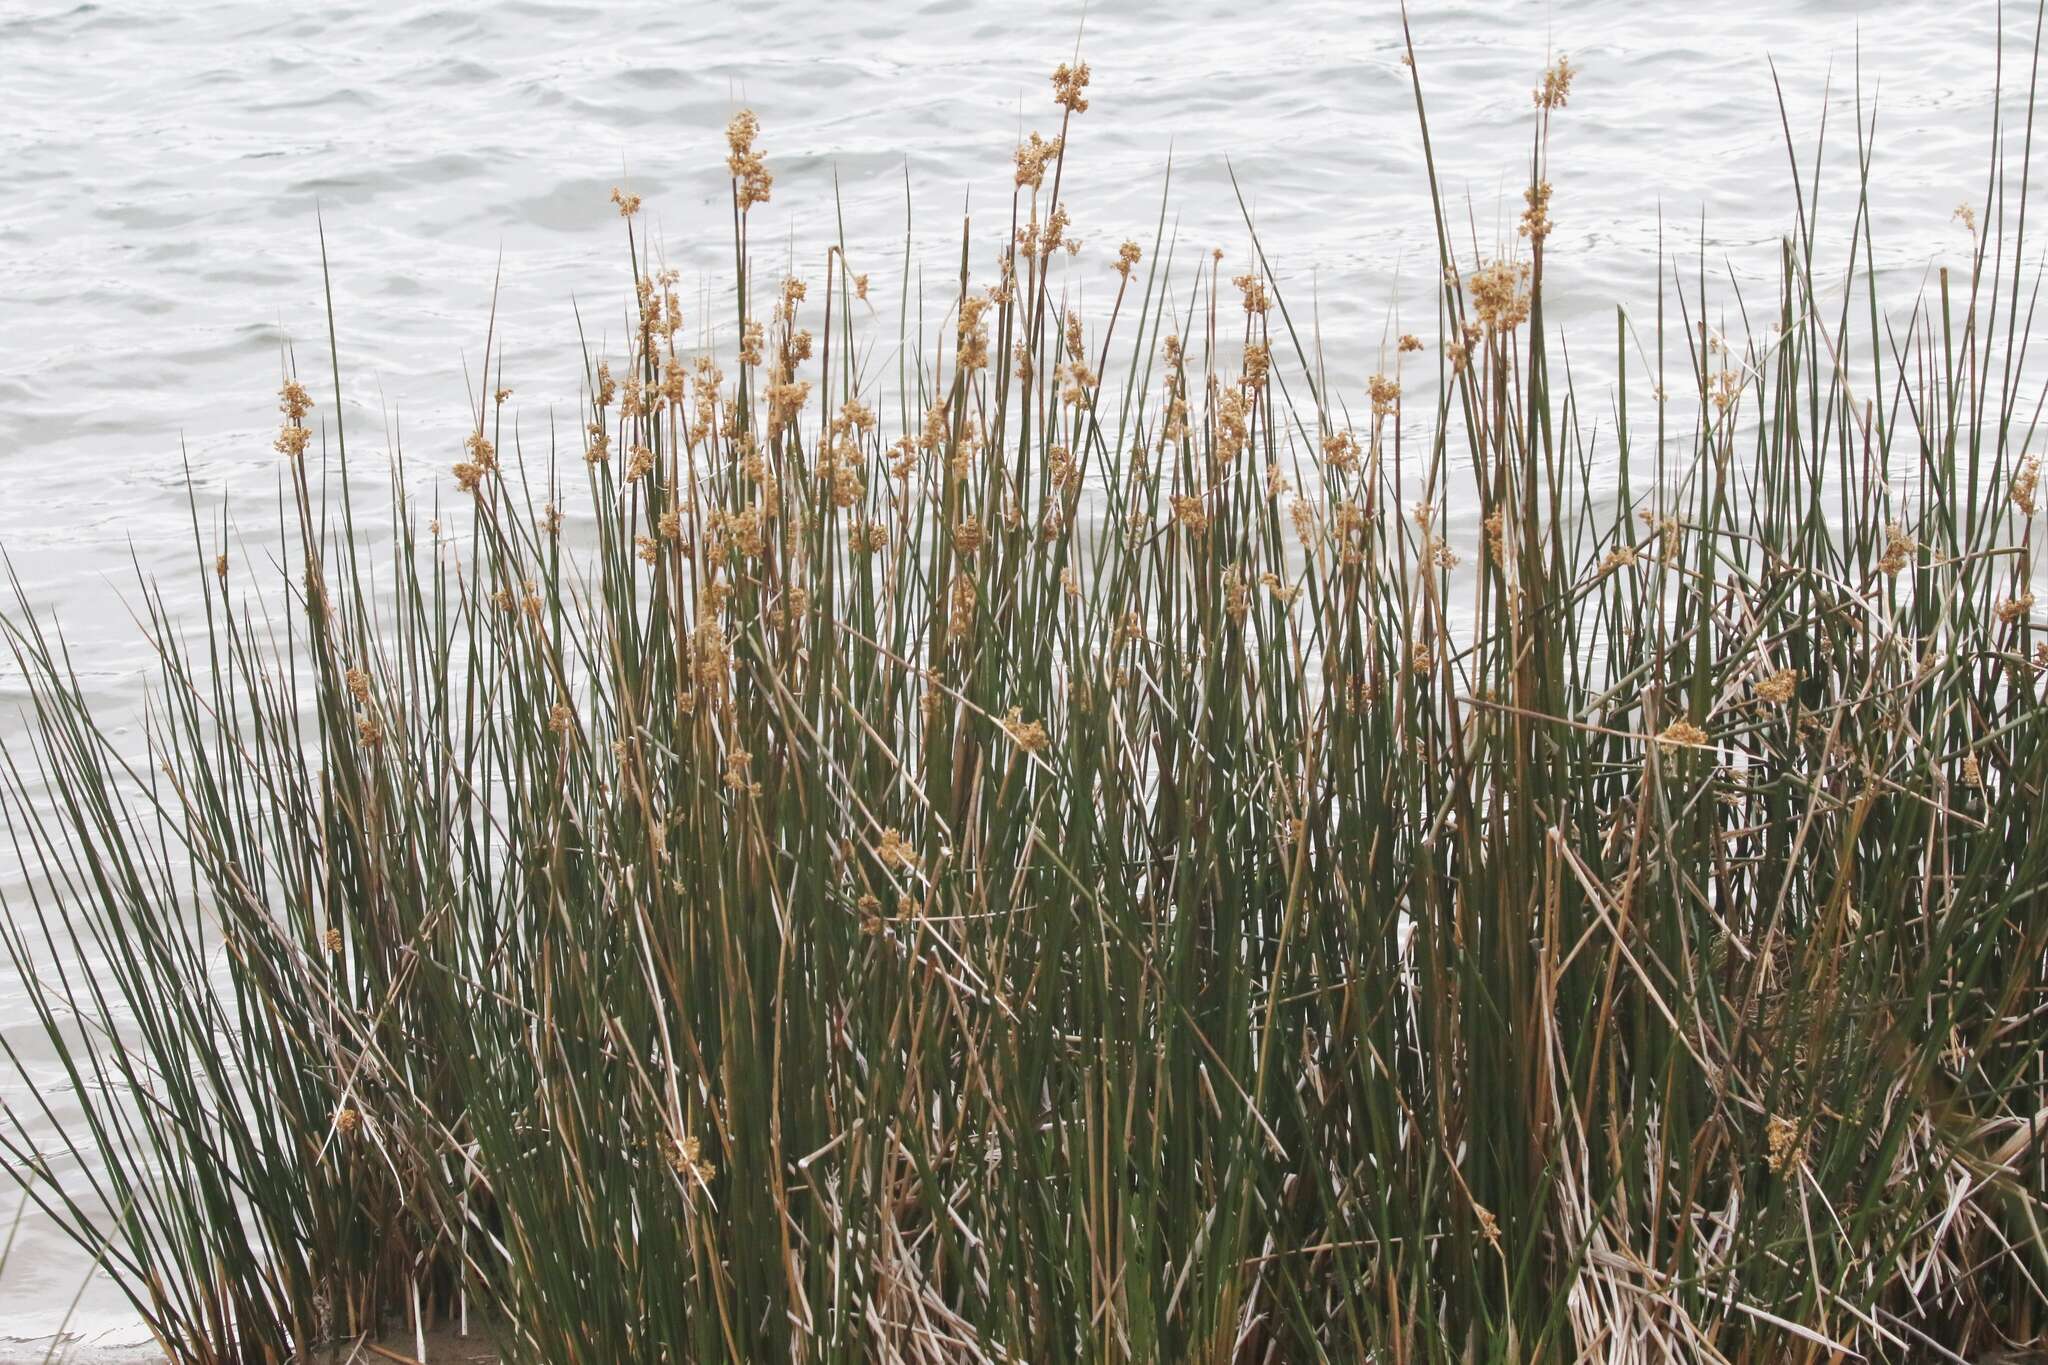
left=0, top=1330, right=501, bottom=1364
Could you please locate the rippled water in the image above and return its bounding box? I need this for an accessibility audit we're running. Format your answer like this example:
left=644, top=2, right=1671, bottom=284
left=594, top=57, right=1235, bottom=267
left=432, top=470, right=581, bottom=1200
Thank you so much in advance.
left=0, top=0, right=2024, bottom=1349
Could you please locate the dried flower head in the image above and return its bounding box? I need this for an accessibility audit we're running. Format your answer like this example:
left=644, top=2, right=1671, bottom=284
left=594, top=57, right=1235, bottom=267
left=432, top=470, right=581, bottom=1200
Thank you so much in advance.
left=610, top=186, right=642, bottom=217
left=1233, top=272, right=1270, bottom=316
left=1656, top=719, right=1710, bottom=752
left=1115, top=240, right=1142, bottom=279
left=1754, top=668, right=1798, bottom=705
left=722, top=747, right=761, bottom=796
left=1468, top=260, right=1532, bottom=332
left=323, top=926, right=344, bottom=954
left=1534, top=54, right=1577, bottom=110
left=1051, top=61, right=1091, bottom=113
left=1764, top=1114, right=1800, bottom=1173
left=957, top=291, right=991, bottom=371
left=668, top=1133, right=717, bottom=1185
left=876, top=826, right=919, bottom=870
left=1322, top=430, right=1361, bottom=474
left=725, top=109, right=773, bottom=210
left=279, top=380, right=314, bottom=423
left=1878, top=522, right=1915, bottom=576
left=1014, top=131, right=1063, bottom=190
left=1368, top=373, right=1400, bottom=419
left=948, top=572, right=977, bottom=641
left=1520, top=180, right=1553, bottom=242
left=1214, top=388, right=1250, bottom=465
left=1001, top=707, right=1050, bottom=753
left=1472, top=1200, right=1502, bottom=1250
left=2012, top=457, right=2039, bottom=518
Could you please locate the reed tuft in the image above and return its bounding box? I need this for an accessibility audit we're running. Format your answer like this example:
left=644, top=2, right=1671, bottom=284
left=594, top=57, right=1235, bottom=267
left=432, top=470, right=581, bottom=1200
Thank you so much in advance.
left=3, top=27, right=2048, bottom=1365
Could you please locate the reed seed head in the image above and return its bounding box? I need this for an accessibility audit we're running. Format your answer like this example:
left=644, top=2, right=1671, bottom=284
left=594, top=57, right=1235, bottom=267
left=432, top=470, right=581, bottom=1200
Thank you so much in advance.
left=668, top=1134, right=716, bottom=1185
left=1232, top=272, right=1271, bottom=315
left=1469, top=260, right=1532, bottom=332
left=1754, top=668, right=1798, bottom=705
left=726, top=110, right=773, bottom=210
left=2012, top=458, right=2039, bottom=517
left=1878, top=522, right=1915, bottom=575
left=1520, top=180, right=1553, bottom=242
left=1014, top=132, right=1063, bottom=190
left=279, top=380, right=314, bottom=423
left=1368, top=373, right=1400, bottom=418
left=1322, top=430, right=1361, bottom=474
left=877, top=827, right=919, bottom=870
left=1656, top=719, right=1709, bottom=752
left=1001, top=708, right=1050, bottom=753
left=1534, top=54, right=1577, bottom=109
left=1051, top=61, right=1091, bottom=113
left=1765, top=1115, right=1801, bottom=1174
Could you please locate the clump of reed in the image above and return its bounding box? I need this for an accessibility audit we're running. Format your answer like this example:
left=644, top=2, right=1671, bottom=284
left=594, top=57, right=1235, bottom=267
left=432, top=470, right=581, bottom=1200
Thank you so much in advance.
left=3, top=23, right=2047, bottom=1364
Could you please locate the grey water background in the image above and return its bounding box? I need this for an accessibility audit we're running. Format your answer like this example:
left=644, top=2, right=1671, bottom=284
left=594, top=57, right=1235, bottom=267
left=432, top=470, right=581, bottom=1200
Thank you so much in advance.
left=0, top=0, right=2024, bottom=1349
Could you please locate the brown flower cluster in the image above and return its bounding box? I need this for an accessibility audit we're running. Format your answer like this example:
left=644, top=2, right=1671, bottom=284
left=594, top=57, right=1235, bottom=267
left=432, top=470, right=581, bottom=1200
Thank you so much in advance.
left=1001, top=707, right=1050, bottom=753
left=1014, top=132, right=1062, bottom=189
left=276, top=380, right=314, bottom=459
left=1051, top=62, right=1091, bottom=113
left=1534, top=55, right=1577, bottom=110
left=726, top=109, right=773, bottom=210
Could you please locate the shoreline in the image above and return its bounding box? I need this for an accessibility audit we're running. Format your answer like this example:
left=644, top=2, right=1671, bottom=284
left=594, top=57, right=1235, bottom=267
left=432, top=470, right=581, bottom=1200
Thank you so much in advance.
left=0, top=1329, right=502, bottom=1365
